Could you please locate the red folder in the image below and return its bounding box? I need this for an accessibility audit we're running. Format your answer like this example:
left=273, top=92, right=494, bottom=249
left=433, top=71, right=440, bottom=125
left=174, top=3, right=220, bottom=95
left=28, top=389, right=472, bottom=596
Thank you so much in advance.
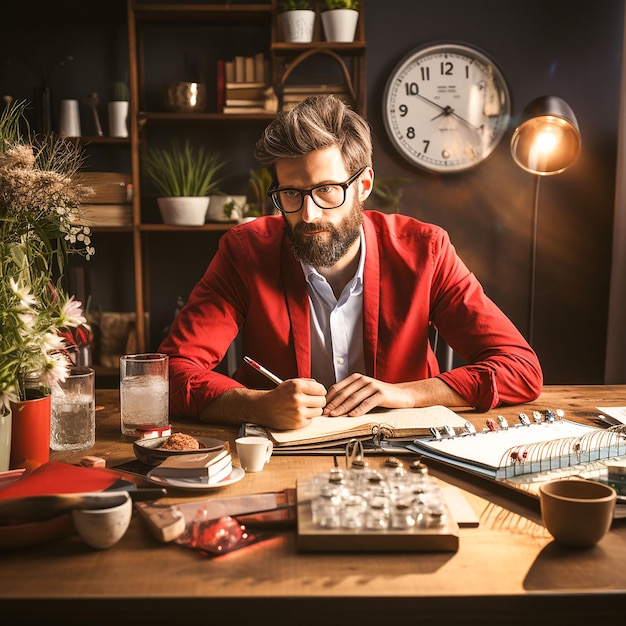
left=0, top=461, right=120, bottom=500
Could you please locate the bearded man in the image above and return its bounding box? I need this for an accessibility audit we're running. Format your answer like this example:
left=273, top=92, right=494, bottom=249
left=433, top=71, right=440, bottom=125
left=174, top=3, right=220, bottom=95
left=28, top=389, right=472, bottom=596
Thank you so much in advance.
left=159, top=95, right=542, bottom=430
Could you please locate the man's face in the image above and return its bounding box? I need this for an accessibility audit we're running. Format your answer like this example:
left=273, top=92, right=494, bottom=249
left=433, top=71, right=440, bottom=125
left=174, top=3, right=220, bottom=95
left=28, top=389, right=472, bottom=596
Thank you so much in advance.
left=274, top=147, right=372, bottom=268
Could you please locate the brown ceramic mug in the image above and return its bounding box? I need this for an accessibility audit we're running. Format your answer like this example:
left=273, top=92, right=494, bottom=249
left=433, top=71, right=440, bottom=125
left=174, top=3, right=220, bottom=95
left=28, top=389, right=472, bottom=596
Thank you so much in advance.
left=539, top=478, right=616, bottom=547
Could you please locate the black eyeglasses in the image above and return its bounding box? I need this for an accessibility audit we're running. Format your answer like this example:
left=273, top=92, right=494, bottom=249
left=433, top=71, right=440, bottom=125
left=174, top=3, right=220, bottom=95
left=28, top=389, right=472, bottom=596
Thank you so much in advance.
left=268, top=167, right=366, bottom=214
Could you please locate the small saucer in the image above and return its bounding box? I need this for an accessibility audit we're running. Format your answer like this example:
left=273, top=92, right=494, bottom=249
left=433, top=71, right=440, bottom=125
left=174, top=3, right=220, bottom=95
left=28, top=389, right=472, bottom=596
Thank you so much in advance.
left=145, top=466, right=245, bottom=491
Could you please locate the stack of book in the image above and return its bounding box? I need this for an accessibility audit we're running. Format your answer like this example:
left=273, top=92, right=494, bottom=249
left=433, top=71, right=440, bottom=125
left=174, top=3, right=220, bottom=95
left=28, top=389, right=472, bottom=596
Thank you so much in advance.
left=281, top=84, right=352, bottom=111
left=147, top=447, right=233, bottom=484
left=219, top=53, right=276, bottom=114
left=74, top=172, right=133, bottom=227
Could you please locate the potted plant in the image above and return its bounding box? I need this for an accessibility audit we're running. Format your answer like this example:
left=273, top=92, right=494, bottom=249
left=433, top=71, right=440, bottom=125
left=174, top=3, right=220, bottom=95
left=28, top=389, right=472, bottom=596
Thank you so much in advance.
left=108, top=80, right=129, bottom=138
left=143, top=140, right=225, bottom=226
left=0, top=99, right=94, bottom=470
left=321, top=0, right=360, bottom=43
left=279, top=1, right=316, bottom=43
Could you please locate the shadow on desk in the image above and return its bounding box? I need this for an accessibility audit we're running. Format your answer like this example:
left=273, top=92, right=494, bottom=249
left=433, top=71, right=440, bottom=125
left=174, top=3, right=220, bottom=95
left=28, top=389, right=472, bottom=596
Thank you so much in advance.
left=524, top=528, right=626, bottom=591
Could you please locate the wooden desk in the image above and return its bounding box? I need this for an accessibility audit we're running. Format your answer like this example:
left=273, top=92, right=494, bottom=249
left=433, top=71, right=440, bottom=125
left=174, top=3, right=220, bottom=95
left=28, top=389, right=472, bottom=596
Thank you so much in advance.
left=1, top=386, right=625, bottom=625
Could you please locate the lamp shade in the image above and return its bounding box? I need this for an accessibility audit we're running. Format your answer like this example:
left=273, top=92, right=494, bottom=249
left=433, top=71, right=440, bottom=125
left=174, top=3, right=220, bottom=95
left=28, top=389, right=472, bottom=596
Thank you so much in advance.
left=511, top=96, right=581, bottom=176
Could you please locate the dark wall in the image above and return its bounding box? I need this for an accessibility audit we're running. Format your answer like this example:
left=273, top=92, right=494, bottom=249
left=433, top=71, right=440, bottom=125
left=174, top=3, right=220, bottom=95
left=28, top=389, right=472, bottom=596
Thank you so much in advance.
left=2, top=0, right=623, bottom=385
left=366, top=0, right=624, bottom=384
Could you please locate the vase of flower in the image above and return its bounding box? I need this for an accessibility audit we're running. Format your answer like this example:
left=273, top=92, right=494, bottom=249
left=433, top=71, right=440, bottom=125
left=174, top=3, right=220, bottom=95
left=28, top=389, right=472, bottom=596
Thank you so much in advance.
left=9, top=389, right=51, bottom=470
left=0, top=99, right=95, bottom=467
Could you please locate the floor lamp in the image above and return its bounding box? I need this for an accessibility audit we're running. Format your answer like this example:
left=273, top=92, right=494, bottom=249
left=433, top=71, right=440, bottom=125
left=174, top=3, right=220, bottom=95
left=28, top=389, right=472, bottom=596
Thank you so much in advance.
left=510, top=96, right=581, bottom=345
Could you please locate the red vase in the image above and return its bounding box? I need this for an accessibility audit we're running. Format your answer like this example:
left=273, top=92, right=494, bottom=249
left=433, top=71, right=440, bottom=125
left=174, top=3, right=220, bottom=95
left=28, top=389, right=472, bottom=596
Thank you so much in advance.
left=9, top=391, right=51, bottom=470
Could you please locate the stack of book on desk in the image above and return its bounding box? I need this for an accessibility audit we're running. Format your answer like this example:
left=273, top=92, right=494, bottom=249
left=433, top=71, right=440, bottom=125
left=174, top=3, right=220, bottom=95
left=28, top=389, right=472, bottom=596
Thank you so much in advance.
left=147, top=448, right=233, bottom=484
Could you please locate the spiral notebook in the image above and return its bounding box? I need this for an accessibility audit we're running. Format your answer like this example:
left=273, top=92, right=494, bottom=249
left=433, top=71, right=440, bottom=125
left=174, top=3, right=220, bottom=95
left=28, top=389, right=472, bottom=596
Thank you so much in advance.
left=408, top=419, right=626, bottom=481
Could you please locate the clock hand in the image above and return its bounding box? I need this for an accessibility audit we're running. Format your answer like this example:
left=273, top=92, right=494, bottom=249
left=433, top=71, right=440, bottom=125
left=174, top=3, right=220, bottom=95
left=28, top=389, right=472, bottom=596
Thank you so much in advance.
left=415, top=93, right=482, bottom=133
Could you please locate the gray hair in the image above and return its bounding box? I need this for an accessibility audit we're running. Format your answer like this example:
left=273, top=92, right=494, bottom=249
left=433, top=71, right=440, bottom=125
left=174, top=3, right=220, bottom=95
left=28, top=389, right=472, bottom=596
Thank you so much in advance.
left=254, top=95, right=373, bottom=179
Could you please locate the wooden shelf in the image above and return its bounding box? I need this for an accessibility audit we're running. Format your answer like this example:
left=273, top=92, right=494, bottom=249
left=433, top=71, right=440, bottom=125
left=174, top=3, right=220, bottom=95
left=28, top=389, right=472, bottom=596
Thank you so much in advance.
left=132, top=3, right=272, bottom=23
left=139, top=223, right=237, bottom=232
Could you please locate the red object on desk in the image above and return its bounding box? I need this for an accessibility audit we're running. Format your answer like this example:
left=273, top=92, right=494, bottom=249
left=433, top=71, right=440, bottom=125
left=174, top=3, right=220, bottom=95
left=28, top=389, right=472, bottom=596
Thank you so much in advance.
left=0, top=461, right=120, bottom=500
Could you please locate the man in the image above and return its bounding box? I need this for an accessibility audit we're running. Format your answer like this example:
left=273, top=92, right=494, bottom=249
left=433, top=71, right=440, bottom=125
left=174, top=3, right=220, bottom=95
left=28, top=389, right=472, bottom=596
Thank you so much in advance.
left=159, top=95, right=542, bottom=430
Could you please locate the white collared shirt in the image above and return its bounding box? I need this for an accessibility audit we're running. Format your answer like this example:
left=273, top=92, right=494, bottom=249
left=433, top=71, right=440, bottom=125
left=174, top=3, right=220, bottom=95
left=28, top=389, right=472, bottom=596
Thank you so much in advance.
left=301, top=228, right=366, bottom=390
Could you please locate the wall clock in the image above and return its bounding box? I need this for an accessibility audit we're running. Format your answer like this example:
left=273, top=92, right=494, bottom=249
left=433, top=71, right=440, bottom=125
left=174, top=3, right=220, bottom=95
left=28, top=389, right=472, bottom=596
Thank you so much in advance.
left=382, top=42, right=511, bottom=173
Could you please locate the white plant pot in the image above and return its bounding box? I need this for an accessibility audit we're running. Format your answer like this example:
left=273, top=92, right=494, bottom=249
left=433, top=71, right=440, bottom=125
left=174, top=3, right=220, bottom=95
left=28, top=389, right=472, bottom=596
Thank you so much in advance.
left=206, top=195, right=247, bottom=222
left=280, top=10, right=316, bottom=43
left=321, top=9, right=359, bottom=43
left=157, top=197, right=210, bottom=226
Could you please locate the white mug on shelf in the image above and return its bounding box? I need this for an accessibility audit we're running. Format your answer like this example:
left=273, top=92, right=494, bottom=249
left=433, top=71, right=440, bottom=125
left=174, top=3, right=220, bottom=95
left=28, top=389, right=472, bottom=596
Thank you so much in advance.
left=58, top=99, right=81, bottom=138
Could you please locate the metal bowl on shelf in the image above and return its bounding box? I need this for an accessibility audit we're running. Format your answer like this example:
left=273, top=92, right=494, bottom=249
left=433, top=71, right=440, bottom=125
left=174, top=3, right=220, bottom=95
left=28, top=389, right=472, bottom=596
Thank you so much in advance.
left=164, top=81, right=207, bottom=113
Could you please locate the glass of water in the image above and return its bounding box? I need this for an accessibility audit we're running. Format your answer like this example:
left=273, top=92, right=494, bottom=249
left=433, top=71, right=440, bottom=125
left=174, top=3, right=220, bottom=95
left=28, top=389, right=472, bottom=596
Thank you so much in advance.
left=50, top=366, right=96, bottom=452
left=120, top=353, right=169, bottom=436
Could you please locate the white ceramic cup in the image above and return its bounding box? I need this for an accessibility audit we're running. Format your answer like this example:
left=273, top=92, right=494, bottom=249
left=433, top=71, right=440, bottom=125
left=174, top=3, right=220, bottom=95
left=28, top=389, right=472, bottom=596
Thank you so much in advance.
left=539, top=478, right=616, bottom=547
left=235, top=436, right=273, bottom=472
left=72, top=494, right=132, bottom=549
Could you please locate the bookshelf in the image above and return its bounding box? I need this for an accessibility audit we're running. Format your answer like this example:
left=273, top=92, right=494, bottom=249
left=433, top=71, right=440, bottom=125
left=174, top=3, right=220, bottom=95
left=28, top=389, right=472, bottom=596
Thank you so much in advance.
left=65, top=1, right=367, bottom=377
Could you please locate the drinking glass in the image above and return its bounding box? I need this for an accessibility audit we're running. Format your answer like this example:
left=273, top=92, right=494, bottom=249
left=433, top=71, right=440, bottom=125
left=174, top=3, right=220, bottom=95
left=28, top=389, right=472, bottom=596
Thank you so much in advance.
left=120, top=353, right=169, bottom=436
left=50, top=366, right=96, bottom=451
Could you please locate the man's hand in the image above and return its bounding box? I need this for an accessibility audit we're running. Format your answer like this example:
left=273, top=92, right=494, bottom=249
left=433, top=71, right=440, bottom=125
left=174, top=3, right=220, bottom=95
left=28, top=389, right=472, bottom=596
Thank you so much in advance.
left=201, top=378, right=327, bottom=431
left=324, top=374, right=466, bottom=417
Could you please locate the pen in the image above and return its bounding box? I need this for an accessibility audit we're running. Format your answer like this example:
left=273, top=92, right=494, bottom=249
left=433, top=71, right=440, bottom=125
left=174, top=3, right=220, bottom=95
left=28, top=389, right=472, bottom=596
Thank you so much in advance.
left=243, top=356, right=284, bottom=385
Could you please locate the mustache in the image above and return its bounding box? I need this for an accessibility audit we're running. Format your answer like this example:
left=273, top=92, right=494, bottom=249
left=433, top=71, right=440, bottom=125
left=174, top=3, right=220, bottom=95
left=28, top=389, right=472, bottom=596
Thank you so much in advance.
left=292, top=220, right=336, bottom=235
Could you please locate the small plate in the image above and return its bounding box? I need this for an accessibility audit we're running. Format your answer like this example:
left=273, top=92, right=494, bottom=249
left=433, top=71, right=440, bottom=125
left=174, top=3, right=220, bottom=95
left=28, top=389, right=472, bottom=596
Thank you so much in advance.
left=145, top=466, right=245, bottom=491
left=133, top=435, right=225, bottom=466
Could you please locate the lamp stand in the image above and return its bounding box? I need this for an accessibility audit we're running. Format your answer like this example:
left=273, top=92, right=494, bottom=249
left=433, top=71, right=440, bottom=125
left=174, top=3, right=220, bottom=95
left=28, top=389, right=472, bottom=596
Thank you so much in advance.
left=528, top=175, right=542, bottom=345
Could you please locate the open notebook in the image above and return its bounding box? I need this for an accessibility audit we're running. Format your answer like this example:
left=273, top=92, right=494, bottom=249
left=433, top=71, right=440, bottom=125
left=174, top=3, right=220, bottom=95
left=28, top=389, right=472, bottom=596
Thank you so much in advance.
left=264, top=405, right=469, bottom=449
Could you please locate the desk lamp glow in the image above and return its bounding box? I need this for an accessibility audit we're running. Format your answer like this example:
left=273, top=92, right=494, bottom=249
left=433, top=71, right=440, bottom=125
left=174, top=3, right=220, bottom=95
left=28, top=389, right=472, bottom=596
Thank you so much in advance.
left=510, top=96, right=581, bottom=344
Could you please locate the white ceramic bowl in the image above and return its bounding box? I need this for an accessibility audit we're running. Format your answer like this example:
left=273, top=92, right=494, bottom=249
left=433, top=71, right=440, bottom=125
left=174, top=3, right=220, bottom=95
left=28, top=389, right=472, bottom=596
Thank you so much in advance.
left=72, top=494, right=133, bottom=549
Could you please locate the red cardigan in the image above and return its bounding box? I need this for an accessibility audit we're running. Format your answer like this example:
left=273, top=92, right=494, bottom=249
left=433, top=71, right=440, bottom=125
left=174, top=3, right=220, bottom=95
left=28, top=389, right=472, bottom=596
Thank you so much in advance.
left=159, top=211, right=542, bottom=418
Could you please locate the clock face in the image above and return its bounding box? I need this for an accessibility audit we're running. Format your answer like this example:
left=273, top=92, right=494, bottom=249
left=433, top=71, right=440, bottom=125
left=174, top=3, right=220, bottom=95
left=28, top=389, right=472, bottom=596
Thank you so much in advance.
left=382, top=43, right=512, bottom=173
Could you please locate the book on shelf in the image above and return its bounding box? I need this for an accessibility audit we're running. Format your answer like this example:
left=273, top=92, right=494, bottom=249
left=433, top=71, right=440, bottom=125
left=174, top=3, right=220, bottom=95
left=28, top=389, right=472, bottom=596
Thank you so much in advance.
left=147, top=448, right=232, bottom=481
left=225, top=84, right=267, bottom=100
left=222, top=105, right=271, bottom=114
left=408, top=417, right=626, bottom=481
left=282, top=84, right=348, bottom=95
left=225, top=98, right=266, bottom=107
left=228, top=53, right=267, bottom=85
left=260, top=406, right=469, bottom=449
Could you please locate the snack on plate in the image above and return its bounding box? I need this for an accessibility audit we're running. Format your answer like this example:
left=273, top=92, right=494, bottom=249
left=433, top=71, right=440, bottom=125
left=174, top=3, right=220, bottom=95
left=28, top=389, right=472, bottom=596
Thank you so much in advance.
left=159, top=432, right=200, bottom=451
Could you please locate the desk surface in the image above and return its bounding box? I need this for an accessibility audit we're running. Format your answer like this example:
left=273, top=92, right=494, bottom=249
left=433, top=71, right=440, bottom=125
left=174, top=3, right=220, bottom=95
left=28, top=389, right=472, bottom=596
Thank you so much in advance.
left=1, top=385, right=626, bottom=625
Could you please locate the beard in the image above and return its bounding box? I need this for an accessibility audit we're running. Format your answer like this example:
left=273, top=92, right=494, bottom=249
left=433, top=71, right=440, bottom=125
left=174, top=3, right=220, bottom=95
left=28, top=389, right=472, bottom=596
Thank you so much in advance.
left=284, top=197, right=363, bottom=267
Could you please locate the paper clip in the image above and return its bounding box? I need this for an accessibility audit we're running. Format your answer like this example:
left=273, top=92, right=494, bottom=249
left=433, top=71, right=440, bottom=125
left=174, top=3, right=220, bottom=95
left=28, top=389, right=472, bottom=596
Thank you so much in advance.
left=518, top=413, right=531, bottom=426
left=532, top=411, right=543, bottom=424
left=555, top=409, right=565, bottom=421
left=486, top=418, right=497, bottom=432
left=497, top=415, right=509, bottom=430
left=544, top=409, right=555, bottom=423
